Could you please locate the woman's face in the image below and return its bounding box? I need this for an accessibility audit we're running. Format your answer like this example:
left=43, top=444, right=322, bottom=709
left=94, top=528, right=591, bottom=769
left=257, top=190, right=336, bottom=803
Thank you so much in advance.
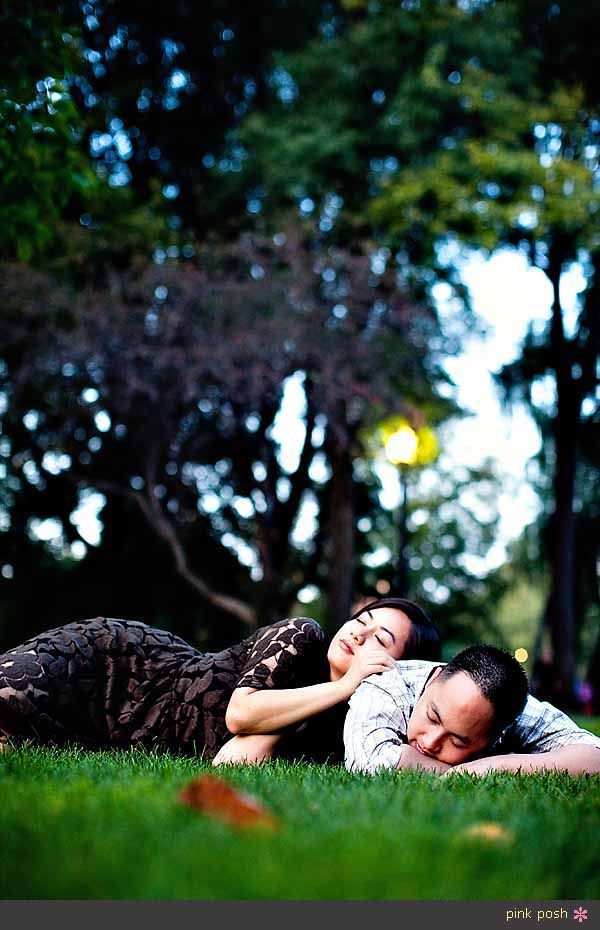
left=327, top=607, right=413, bottom=680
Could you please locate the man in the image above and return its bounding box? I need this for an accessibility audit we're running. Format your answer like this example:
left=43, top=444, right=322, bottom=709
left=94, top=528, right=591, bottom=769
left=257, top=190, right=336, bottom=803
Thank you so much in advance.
left=344, top=645, right=600, bottom=775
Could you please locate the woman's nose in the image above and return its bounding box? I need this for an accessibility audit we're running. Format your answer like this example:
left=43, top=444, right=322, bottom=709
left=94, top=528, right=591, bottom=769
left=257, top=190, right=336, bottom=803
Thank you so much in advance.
left=352, top=621, right=376, bottom=643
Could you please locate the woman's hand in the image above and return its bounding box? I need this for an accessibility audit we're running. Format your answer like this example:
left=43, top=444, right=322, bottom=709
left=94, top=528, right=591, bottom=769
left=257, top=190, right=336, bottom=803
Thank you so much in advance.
left=340, top=647, right=396, bottom=696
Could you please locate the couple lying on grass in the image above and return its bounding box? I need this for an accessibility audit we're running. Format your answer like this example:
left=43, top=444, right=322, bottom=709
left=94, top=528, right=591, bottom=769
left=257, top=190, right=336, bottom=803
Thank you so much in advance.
left=0, top=597, right=598, bottom=775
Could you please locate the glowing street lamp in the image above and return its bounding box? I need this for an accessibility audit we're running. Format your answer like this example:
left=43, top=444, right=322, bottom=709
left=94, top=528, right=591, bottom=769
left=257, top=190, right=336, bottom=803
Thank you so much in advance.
left=384, top=425, right=419, bottom=466
left=382, top=418, right=438, bottom=596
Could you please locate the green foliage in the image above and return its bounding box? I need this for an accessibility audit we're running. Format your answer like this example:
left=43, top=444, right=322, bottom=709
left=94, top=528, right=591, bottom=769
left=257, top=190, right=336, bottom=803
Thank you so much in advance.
left=0, top=4, right=99, bottom=262
left=494, top=578, right=545, bottom=657
left=1, top=746, right=599, bottom=899
left=232, top=0, right=600, bottom=681
left=237, top=2, right=534, bottom=213
left=0, top=4, right=174, bottom=271
left=358, top=456, right=510, bottom=649
left=237, top=0, right=599, bottom=263
left=2, top=0, right=599, bottom=655
left=0, top=230, right=446, bottom=630
left=372, top=85, right=600, bottom=253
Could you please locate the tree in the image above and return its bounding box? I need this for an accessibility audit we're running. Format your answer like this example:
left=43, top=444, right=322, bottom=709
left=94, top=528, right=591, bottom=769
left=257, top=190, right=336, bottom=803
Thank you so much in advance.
left=0, top=2, right=99, bottom=261
left=55, top=0, right=334, bottom=239
left=227, top=0, right=600, bottom=698
left=0, top=226, right=442, bottom=634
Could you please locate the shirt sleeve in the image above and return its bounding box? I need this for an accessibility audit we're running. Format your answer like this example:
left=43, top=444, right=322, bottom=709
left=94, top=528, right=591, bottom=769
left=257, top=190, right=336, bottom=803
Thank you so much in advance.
left=343, top=669, right=411, bottom=774
left=234, top=617, right=326, bottom=691
left=501, top=695, right=600, bottom=753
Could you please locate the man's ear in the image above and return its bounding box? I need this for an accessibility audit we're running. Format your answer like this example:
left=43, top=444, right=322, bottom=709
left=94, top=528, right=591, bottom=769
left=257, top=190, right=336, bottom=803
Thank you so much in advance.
left=427, top=665, right=443, bottom=685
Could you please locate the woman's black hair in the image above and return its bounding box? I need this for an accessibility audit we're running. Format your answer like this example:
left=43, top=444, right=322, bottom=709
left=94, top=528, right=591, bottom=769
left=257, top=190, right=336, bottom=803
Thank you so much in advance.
left=350, top=596, right=441, bottom=661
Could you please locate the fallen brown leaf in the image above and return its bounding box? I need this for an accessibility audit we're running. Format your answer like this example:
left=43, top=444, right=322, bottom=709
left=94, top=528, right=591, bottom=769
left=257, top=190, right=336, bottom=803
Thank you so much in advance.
left=179, top=774, right=279, bottom=831
left=461, top=822, right=514, bottom=845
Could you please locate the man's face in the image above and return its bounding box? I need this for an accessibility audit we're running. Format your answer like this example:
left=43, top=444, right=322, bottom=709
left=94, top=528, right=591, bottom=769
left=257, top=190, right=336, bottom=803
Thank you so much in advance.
left=406, top=669, right=496, bottom=765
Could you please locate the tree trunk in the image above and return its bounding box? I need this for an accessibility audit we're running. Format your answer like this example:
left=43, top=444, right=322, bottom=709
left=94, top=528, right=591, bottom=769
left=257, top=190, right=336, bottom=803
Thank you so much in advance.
left=544, top=239, right=581, bottom=704
left=326, top=438, right=355, bottom=629
left=587, top=627, right=600, bottom=714
left=547, top=392, right=579, bottom=702
left=253, top=386, right=317, bottom=624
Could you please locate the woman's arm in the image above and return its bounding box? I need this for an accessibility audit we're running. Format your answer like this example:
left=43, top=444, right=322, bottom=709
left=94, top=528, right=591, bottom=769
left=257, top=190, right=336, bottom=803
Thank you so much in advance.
left=226, top=648, right=395, bottom=735
left=212, top=733, right=282, bottom=766
left=226, top=680, right=349, bottom=735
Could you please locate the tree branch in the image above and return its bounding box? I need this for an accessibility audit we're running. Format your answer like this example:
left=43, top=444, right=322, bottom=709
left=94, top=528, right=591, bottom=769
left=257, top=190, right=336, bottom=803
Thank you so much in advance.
left=74, top=475, right=257, bottom=628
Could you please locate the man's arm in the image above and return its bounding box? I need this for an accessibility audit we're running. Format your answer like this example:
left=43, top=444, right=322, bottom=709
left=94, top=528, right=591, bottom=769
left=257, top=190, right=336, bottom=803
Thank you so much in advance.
left=504, top=694, right=600, bottom=756
left=344, top=676, right=404, bottom=773
left=446, top=744, right=600, bottom=776
left=396, top=745, right=450, bottom=774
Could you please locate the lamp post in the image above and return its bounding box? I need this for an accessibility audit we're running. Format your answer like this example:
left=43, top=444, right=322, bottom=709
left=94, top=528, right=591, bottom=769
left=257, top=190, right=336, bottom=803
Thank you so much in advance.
left=382, top=419, right=438, bottom=596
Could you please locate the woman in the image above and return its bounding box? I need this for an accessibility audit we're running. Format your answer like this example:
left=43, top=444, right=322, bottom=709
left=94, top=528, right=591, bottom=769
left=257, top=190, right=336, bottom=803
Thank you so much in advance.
left=0, top=597, right=440, bottom=764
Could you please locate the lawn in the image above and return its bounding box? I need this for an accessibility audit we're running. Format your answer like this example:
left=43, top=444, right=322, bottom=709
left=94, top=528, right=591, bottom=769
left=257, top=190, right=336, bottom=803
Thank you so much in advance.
left=1, top=741, right=599, bottom=900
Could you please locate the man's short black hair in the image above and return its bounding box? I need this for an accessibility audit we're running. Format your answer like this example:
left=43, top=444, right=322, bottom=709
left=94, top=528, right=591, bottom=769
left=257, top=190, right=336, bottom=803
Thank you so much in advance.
left=438, top=645, right=529, bottom=736
left=351, top=597, right=441, bottom=661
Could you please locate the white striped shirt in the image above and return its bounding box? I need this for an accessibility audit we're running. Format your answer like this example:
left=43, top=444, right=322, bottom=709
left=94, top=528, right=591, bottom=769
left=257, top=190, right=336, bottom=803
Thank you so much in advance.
left=343, top=661, right=600, bottom=774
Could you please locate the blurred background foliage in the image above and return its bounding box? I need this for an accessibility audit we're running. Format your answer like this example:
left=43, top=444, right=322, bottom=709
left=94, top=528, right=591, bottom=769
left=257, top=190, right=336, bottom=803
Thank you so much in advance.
left=0, top=0, right=599, bottom=709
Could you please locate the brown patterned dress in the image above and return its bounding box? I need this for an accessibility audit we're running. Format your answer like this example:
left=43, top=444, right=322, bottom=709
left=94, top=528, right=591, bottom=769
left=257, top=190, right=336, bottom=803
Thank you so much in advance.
left=0, top=616, right=338, bottom=760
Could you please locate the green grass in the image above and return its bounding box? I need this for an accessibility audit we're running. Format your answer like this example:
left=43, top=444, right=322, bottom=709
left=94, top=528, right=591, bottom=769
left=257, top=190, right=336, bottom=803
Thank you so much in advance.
left=1, top=744, right=599, bottom=900
left=574, top=715, right=600, bottom=737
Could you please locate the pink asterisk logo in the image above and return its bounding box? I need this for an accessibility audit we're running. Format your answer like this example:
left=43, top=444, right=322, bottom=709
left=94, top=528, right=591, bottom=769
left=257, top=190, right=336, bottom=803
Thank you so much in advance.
left=573, top=908, right=588, bottom=923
